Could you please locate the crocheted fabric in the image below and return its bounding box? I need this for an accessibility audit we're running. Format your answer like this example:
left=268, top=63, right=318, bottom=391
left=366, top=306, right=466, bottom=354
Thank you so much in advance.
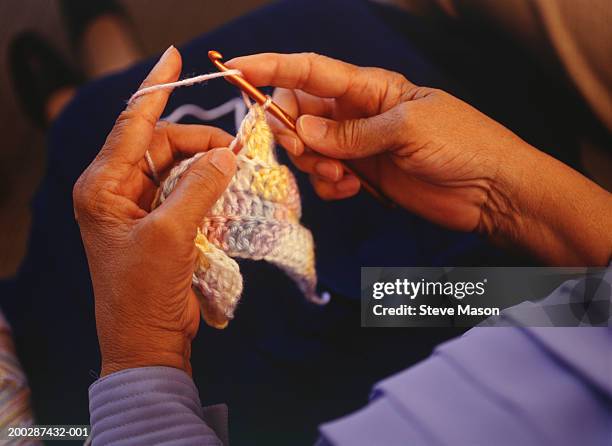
left=154, top=104, right=321, bottom=328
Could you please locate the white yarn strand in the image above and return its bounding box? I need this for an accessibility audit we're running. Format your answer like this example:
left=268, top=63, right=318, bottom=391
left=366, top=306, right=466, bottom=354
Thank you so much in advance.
left=144, top=150, right=160, bottom=186
left=162, top=98, right=248, bottom=130
left=128, top=69, right=243, bottom=103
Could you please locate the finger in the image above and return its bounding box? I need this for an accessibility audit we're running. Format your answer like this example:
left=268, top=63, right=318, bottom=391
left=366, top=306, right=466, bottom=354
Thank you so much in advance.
left=310, top=174, right=360, bottom=201
left=296, top=104, right=407, bottom=160
left=100, top=46, right=182, bottom=166
left=271, top=88, right=334, bottom=156
left=271, top=88, right=298, bottom=119
left=227, top=53, right=356, bottom=98
left=288, top=151, right=343, bottom=182
left=227, top=53, right=415, bottom=110
left=229, top=53, right=410, bottom=100
left=273, top=88, right=335, bottom=119
left=292, top=89, right=335, bottom=116
left=140, top=122, right=233, bottom=179
left=270, top=88, right=303, bottom=156
left=154, top=148, right=236, bottom=237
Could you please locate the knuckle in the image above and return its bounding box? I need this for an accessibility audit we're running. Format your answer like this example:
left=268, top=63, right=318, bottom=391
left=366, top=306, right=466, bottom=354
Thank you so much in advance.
left=302, top=52, right=322, bottom=64
left=272, top=87, right=291, bottom=101
left=88, top=188, right=113, bottom=215
left=390, top=71, right=410, bottom=89
left=426, top=87, right=446, bottom=99
left=72, top=168, right=105, bottom=217
left=297, top=52, right=319, bottom=89
left=72, top=175, right=89, bottom=213
left=272, top=88, right=296, bottom=115
left=396, top=102, right=414, bottom=130
left=365, top=68, right=410, bottom=111
left=410, top=85, right=439, bottom=101
left=116, top=108, right=158, bottom=130
left=338, top=119, right=363, bottom=151
left=71, top=160, right=117, bottom=216
left=391, top=73, right=414, bottom=100
left=74, top=186, right=116, bottom=223
left=114, top=109, right=133, bottom=129
left=310, top=176, right=335, bottom=201
left=187, top=167, right=222, bottom=197
left=289, top=154, right=314, bottom=173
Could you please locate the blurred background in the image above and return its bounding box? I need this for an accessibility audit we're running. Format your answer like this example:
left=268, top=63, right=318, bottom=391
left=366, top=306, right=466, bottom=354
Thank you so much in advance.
left=0, top=0, right=269, bottom=279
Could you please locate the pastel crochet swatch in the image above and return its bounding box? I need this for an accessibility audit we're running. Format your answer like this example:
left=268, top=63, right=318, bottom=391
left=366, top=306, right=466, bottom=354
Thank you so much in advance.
left=154, top=104, right=322, bottom=328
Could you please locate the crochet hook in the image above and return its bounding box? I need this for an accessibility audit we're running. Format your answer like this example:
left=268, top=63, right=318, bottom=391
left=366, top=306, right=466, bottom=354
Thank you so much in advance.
left=208, top=50, right=395, bottom=208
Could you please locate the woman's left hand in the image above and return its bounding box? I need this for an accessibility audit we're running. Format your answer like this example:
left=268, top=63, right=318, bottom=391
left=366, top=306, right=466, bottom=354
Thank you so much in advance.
left=73, top=46, right=236, bottom=377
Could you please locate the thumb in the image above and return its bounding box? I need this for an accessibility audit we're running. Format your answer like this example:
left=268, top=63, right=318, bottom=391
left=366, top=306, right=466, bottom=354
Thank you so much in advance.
left=296, top=105, right=406, bottom=159
left=156, top=148, right=236, bottom=235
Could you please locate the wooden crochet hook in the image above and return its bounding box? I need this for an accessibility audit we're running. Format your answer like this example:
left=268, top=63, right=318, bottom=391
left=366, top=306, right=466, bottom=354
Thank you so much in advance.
left=208, top=50, right=395, bottom=208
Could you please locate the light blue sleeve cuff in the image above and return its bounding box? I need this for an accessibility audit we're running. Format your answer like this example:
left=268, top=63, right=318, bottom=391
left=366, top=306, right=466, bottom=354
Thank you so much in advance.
left=89, top=366, right=227, bottom=446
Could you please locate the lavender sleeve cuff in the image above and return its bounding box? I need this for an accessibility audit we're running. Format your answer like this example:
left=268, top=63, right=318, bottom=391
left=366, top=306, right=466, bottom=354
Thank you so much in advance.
left=89, top=366, right=227, bottom=446
left=319, top=327, right=612, bottom=446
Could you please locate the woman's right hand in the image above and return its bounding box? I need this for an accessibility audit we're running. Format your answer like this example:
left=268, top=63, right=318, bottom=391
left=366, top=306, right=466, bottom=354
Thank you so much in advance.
left=228, top=53, right=612, bottom=265
left=229, top=52, right=527, bottom=233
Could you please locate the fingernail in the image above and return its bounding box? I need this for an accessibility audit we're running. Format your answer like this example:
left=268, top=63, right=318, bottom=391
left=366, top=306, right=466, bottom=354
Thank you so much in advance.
left=210, top=148, right=235, bottom=175
left=277, top=134, right=301, bottom=156
left=336, top=175, right=360, bottom=193
left=156, top=45, right=175, bottom=66
left=298, top=115, right=328, bottom=140
left=315, top=161, right=340, bottom=181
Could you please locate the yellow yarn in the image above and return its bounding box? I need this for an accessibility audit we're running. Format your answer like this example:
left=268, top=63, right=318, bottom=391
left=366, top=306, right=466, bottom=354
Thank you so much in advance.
left=251, top=165, right=292, bottom=203
left=194, top=228, right=211, bottom=269
left=244, top=106, right=275, bottom=163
